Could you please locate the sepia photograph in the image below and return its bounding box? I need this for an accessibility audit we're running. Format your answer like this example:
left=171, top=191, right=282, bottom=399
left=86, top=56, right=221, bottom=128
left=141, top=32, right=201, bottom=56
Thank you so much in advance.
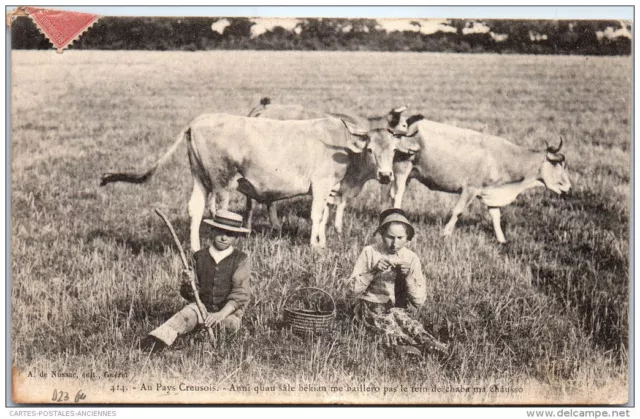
left=8, top=6, right=632, bottom=405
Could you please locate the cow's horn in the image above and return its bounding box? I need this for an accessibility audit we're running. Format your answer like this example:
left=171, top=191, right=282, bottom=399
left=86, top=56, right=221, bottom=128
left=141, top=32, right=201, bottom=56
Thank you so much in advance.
left=392, top=106, right=407, bottom=113
left=546, top=136, right=563, bottom=154
left=341, top=119, right=368, bottom=137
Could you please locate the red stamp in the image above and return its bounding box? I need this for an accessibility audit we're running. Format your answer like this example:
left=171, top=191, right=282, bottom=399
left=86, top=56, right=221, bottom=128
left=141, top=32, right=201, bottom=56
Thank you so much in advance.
left=24, top=7, right=99, bottom=53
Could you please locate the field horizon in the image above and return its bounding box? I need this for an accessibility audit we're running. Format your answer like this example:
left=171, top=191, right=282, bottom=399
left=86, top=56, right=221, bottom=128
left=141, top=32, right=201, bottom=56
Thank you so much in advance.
left=10, top=50, right=631, bottom=404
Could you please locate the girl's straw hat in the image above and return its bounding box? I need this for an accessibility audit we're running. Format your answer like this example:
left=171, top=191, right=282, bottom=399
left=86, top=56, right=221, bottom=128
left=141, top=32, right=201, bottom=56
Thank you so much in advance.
left=203, top=210, right=251, bottom=234
left=376, top=208, right=415, bottom=240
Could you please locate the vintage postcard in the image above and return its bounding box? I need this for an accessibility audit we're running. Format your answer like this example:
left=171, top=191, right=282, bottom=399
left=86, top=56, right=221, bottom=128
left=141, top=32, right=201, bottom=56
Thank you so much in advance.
left=9, top=7, right=632, bottom=405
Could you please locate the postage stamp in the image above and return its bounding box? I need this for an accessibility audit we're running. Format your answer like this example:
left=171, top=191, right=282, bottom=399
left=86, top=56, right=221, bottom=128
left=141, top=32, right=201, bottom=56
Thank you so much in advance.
left=9, top=8, right=631, bottom=405
left=9, top=7, right=100, bottom=53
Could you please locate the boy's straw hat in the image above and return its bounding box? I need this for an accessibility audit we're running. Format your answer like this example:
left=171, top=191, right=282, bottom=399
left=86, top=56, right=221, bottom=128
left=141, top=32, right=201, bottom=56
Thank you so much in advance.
left=203, top=210, right=250, bottom=234
left=376, top=208, right=415, bottom=240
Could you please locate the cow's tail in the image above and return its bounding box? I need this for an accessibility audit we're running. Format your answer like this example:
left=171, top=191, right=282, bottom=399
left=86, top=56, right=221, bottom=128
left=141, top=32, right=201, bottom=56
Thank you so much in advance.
left=100, top=127, right=189, bottom=186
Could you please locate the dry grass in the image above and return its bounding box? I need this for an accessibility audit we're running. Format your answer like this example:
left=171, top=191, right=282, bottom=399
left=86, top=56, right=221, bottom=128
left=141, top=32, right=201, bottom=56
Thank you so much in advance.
left=10, top=50, right=630, bottom=404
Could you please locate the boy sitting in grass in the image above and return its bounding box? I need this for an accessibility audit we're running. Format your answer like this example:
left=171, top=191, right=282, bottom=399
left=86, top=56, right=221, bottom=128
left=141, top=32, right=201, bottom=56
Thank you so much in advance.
left=143, top=210, right=251, bottom=352
left=347, top=208, right=448, bottom=355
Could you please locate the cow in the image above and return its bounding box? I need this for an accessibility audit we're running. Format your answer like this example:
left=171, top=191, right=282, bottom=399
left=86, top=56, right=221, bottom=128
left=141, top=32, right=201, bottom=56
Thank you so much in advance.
left=246, top=97, right=409, bottom=233
left=100, top=113, right=400, bottom=250
left=392, top=117, right=571, bottom=243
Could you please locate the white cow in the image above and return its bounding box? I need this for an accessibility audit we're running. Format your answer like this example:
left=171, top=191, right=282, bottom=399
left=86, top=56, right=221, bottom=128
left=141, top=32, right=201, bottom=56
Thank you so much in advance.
left=393, top=117, right=571, bottom=243
left=101, top=114, right=400, bottom=250
left=247, top=98, right=409, bottom=232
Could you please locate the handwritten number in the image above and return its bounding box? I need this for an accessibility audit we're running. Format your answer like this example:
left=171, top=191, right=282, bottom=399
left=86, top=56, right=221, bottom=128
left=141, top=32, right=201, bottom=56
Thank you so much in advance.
left=52, top=390, right=81, bottom=402
left=75, top=390, right=87, bottom=402
left=52, top=389, right=68, bottom=402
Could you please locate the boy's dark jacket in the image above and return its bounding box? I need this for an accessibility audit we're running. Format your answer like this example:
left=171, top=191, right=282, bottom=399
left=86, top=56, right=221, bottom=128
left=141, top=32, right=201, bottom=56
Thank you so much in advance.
left=180, top=248, right=251, bottom=317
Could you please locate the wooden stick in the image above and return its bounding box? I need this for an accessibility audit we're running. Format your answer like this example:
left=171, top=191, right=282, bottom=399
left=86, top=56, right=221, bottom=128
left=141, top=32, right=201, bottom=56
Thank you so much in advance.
left=154, top=209, right=215, bottom=344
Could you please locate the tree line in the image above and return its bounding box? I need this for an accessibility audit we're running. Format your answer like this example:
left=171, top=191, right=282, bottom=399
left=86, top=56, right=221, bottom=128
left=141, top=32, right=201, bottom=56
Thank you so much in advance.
left=11, top=17, right=631, bottom=55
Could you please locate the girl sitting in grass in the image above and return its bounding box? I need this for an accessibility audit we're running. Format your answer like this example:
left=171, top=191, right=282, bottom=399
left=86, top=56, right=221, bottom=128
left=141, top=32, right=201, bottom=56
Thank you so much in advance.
left=347, top=208, right=448, bottom=354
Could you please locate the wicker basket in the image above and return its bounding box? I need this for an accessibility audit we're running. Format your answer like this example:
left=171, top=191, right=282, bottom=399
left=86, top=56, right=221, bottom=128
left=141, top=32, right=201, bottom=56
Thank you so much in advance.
left=283, top=287, right=336, bottom=335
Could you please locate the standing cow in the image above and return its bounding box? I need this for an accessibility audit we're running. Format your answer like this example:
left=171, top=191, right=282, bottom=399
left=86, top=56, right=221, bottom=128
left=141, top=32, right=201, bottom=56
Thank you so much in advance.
left=247, top=98, right=409, bottom=233
left=393, top=118, right=571, bottom=243
left=100, top=114, right=400, bottom=250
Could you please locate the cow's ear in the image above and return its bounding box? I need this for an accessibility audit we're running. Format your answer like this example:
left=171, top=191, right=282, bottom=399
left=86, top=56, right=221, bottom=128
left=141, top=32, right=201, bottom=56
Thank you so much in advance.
left=546, top=152, right=565, bottom=164
left=397, top=136, right=421, bottom=154
left=347, top=136, right=368, bottom=153
left=388, top=106, right=407, bottom=124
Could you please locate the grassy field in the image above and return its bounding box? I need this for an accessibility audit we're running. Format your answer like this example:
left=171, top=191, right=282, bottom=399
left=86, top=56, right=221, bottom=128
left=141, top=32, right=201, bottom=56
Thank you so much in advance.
left=10, top=50, right=631, bottom=404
